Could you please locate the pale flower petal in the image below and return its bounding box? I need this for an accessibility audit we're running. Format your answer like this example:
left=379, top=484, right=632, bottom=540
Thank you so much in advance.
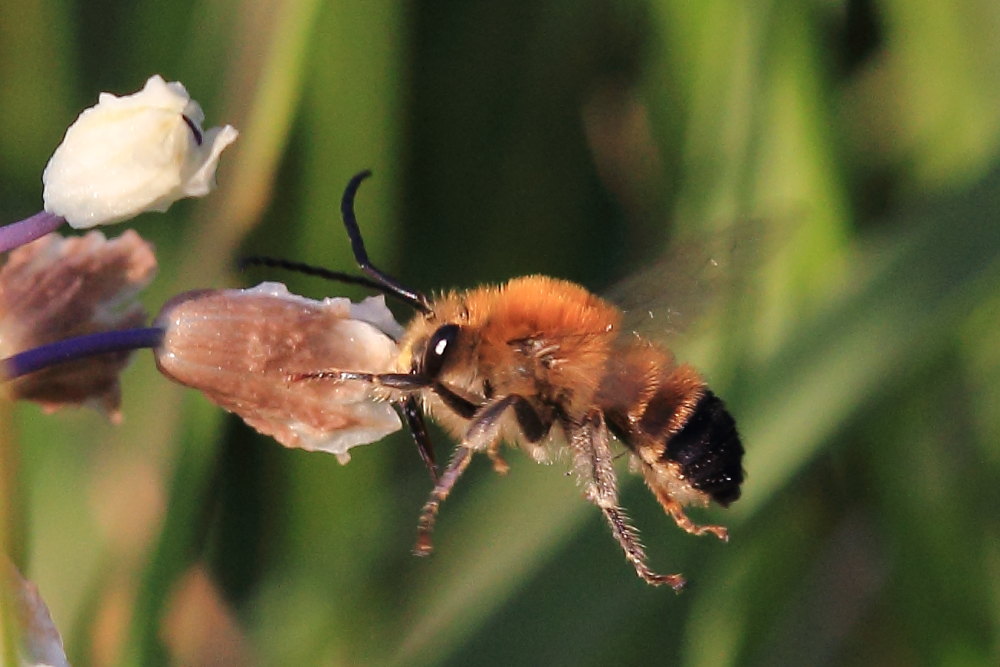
left=154, top=283, right=403, bottom=463
left=3, top=559, right=70, bottom=667
left=42, top=75, right=238, bottom=228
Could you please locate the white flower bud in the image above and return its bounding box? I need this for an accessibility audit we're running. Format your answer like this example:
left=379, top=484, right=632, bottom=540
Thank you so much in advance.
left=42, top=75, right=239, bottom=228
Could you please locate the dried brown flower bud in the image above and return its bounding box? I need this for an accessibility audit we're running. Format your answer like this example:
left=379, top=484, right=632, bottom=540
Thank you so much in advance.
left=0, top=230, right=157, bottom=420
left=154, top=282, right=403, bottom=463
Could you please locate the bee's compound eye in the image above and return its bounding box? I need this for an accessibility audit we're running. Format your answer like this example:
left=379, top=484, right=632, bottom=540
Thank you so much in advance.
left=423, top=323, right=460, bottom=378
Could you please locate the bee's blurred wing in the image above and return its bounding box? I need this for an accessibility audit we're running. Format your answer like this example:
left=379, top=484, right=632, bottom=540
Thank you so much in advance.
left=604, top=222, right=766, bottom=340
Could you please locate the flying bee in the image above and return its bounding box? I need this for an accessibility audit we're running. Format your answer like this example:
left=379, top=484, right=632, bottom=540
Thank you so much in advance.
left=250, top=170, right=745, bottom=589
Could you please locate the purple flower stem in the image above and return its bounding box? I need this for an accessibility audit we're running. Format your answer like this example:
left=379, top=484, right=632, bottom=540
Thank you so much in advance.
left=1, top=327, right=165, bottom=380
left=0, top=211, right=66, bottom=254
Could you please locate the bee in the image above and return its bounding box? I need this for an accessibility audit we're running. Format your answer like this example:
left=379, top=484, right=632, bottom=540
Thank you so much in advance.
left=262, top=171, right=745, bottom=589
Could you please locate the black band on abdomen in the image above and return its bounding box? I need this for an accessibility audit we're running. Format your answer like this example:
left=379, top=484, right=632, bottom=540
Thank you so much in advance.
left=664, top=390, right=745, bottom=506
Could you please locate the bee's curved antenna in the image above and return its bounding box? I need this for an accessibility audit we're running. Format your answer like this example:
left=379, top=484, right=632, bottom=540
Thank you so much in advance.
left=239, top=171, right=433, bottom=313
left=342, top=171, right=432, bottom=314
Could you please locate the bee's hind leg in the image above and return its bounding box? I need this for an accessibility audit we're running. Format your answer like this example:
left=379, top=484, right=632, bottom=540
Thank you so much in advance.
left=660, top=497, right=729, bottom=542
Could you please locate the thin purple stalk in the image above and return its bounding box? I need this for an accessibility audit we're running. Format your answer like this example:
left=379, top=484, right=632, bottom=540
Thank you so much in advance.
left=0, top=327, right=164, bottom=380
left=0, top=212, right=65, bottom=254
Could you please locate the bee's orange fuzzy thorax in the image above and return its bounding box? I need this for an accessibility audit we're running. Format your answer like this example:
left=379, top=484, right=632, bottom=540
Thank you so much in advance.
left=491, top=275, right=620, bottom=329
left=451, top=276, right=621, bottom=415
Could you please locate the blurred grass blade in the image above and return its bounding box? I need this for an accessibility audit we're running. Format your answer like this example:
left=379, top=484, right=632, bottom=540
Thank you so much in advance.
left=179, top=0, right=326, bottom=283
left=118, top=397, right=224, bottom=666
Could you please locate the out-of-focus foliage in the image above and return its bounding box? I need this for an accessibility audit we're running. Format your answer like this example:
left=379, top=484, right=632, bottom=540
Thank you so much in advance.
left=2, top=1, right=999, bottom=665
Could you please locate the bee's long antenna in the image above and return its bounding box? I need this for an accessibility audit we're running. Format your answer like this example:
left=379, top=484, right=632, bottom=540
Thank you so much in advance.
left=342, top=171, right=432, bottom=313
left=239, top=256, right=390, bottom=293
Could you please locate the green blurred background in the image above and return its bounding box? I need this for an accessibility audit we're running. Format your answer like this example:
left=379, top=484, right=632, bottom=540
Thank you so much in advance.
left=2, top=1, right=1000, bottom=665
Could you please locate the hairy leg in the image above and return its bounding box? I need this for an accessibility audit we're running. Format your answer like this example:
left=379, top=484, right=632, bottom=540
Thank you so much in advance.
left=413, top=394, right=548, bottom=555
left=568, top=411, right=686, bottom=590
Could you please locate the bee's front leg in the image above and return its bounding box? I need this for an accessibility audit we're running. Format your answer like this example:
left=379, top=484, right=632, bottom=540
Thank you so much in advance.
left=413, top=394, right=548, bottom=556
